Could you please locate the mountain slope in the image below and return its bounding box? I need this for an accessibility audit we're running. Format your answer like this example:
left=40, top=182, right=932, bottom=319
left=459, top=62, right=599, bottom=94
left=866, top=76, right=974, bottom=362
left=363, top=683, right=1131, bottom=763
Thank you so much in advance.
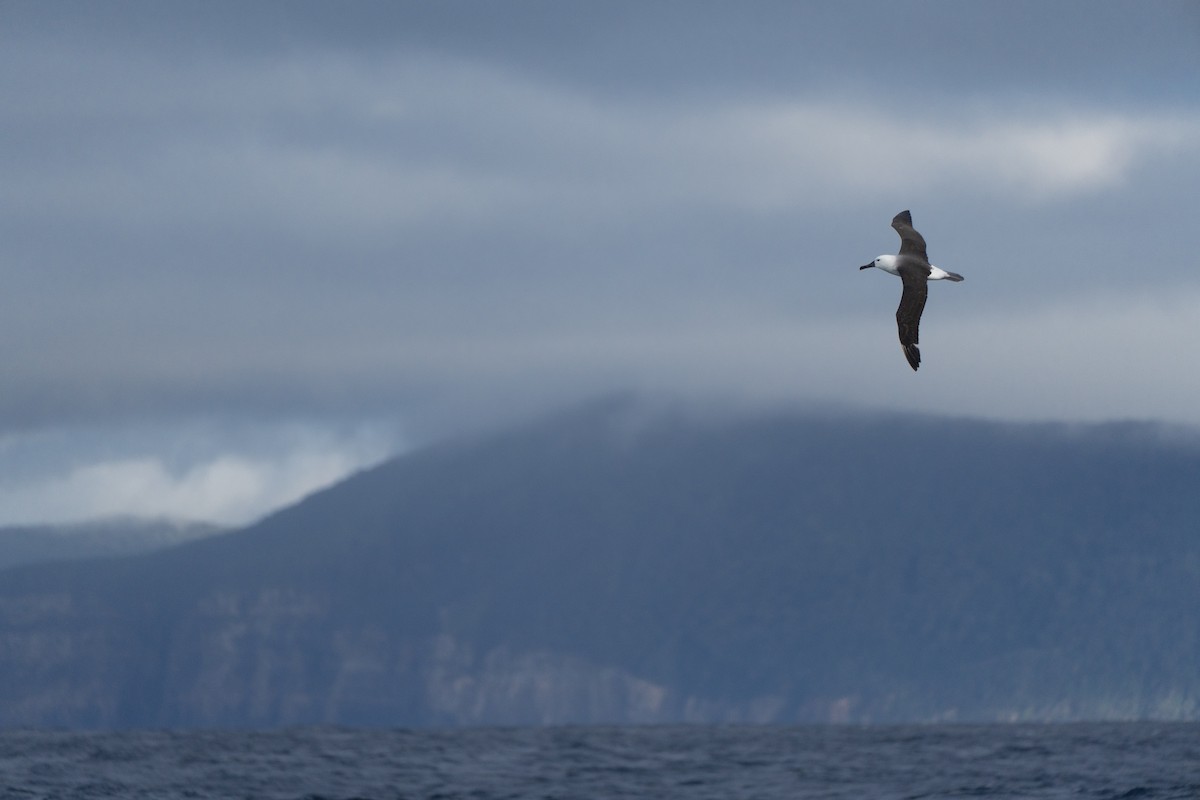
left=1, top=400, right=1198, bottom=726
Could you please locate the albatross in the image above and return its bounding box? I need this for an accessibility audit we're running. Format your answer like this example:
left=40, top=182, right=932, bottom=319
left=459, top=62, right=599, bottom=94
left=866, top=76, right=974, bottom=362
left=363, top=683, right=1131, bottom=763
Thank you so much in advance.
left=860, top=210, right=963, bottom=371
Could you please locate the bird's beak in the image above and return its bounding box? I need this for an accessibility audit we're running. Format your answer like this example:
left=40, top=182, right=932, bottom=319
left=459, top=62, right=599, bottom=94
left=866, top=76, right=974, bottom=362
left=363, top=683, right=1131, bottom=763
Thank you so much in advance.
left=859, top=263, right=874, bottom=270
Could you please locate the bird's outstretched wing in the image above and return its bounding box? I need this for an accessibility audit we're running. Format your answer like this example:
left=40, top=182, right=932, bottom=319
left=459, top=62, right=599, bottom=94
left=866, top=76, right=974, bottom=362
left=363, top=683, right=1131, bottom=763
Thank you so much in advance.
left=896, top=273, right=928, bottom=371
left=891, top=210, right=928, bottom=261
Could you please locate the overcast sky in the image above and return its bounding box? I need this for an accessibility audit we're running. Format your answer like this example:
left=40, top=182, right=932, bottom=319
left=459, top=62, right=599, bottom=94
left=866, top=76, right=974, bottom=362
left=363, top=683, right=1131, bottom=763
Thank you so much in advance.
left=2, top=1, right=1199, bottom=525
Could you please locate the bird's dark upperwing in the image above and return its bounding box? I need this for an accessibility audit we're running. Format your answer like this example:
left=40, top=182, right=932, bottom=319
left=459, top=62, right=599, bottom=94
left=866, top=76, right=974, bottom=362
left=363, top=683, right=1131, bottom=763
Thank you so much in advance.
left=891, top=210, right=928, bottom=261
left=895, top=271, right=928, bottom=371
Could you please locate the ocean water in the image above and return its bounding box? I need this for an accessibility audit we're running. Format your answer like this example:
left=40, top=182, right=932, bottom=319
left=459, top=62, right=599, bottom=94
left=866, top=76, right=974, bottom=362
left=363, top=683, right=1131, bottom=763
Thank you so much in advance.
left=1, top=723, right=1198, bottom=799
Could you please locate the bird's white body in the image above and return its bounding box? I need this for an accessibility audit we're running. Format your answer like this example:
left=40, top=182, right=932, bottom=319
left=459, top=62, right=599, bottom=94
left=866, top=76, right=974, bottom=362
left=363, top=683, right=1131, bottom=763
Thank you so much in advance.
left=870, top=254, right=957, bottom=281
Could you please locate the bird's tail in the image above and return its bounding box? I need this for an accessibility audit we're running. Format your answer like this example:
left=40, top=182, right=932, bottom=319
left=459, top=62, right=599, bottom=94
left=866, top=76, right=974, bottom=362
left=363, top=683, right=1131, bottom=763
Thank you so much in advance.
left=929, top=266, right=964, bottom=282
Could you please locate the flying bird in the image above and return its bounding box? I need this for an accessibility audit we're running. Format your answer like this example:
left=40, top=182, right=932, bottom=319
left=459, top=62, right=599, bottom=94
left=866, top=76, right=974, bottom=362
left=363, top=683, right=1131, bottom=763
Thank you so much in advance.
left=860, top=210, right=963, bottom=371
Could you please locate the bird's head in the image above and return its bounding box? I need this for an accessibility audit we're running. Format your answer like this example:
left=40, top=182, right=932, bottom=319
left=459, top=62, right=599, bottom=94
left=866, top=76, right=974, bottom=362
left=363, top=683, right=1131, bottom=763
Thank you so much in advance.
left=860, top=255, right=899, bottom=274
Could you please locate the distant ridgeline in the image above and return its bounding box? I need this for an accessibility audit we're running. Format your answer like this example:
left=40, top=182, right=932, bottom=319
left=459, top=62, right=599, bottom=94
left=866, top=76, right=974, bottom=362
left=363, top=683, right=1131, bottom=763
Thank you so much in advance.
left=0, top=519, right=221, bottom=572
left=1, top=399, right=1198, bottom=727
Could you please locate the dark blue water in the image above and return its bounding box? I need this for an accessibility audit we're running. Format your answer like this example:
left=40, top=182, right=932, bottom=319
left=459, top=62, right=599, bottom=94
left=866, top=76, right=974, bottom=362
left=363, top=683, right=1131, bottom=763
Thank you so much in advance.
left=2, top=723, right=1198, bottom=799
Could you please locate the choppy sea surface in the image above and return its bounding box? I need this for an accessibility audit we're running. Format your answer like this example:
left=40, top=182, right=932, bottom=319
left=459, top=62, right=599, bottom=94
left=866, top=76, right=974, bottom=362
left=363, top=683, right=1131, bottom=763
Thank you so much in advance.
left=2, top=723, right=1198, bottom=799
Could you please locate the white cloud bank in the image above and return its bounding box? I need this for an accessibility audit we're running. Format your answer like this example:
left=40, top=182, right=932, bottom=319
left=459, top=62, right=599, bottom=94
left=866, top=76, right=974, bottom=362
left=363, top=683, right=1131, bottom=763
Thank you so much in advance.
left=0, top=420, right=400, bottom=527
left=714, top=104, right=1198, bottom=204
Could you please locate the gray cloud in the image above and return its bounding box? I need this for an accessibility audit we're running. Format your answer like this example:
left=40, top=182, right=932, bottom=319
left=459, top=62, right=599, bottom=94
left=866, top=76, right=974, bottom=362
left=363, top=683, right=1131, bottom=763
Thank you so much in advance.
left=1, top=1, right=1199, bottom=521
left=0, top=418, right=399, bottom=526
